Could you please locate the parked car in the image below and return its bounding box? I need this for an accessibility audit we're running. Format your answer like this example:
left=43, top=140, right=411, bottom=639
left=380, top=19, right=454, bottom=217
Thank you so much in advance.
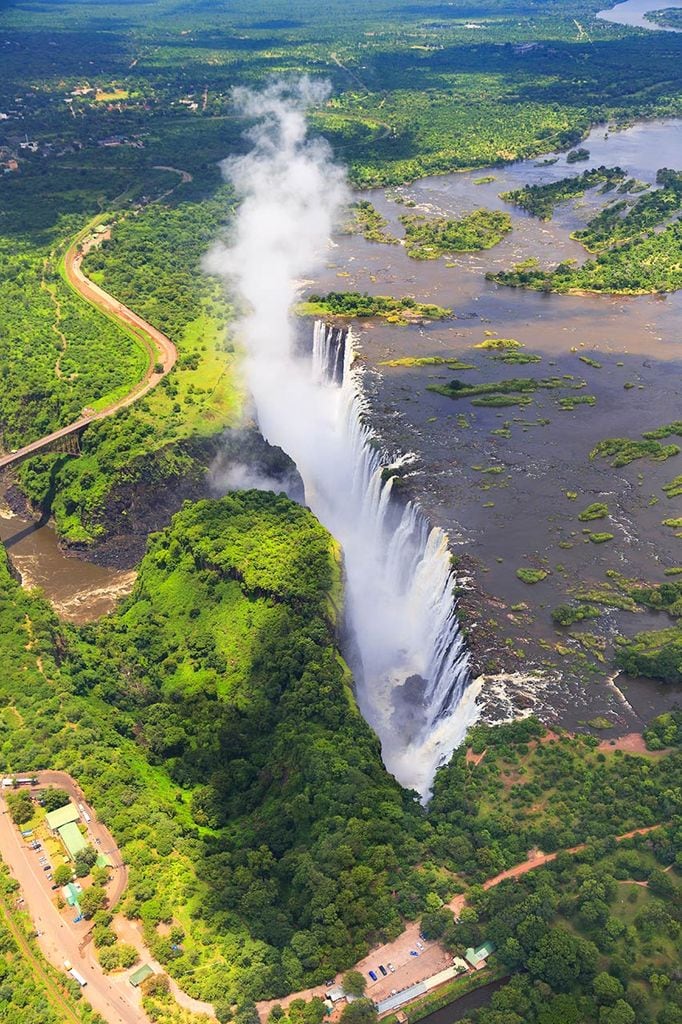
left=379, top=965, right=388, bottom=977
left=388, top=963, right=396, bottom=973
left=369, top=970, right=378, bottom=982
left=42, top=864, right=51, bottom=872
left=416, top=941, right=424, bottom=950
left=46, top=872, right=52, bottom=880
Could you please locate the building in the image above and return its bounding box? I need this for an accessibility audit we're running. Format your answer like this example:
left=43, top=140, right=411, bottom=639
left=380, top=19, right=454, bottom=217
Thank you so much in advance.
left=464, top=941, right=495, bottom=969
left=58, top=821, right=88, bottom=859
left=129, top=965, right=154, bottom=988
left=45, top=803, right=80, bottom=831
left=46, top=803, right=88, bottom=861
left=61, top=882, right=83, bottom=907
left=375, top=981, right=427, bottom=1015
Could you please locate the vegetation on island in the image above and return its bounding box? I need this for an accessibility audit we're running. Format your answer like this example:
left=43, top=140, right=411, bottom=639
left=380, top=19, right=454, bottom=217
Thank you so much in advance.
left=492, top=170, right=682, bottom=294
left=299, top=292, right=451, bottom=323
left=400, top=209, right=512, bottom=259
left=341, top=201, right=398, bottom=244
left=500, top=167, right=627, bottom=220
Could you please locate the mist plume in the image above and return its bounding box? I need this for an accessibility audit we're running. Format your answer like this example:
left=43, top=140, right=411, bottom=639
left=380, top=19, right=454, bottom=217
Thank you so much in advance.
left=207, top=80, right=476, bottom=798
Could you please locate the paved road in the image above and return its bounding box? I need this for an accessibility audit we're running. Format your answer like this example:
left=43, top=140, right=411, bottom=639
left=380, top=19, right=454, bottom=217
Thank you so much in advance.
left=0, top=229, right=178, bottom=473
left=0, top=770, right=215, bottom=1024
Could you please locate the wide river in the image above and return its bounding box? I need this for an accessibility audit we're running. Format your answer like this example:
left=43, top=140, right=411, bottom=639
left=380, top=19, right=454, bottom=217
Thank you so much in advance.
left=597, top=0, right=682, bottom=30
left=308, top=115, right=682, bottom=732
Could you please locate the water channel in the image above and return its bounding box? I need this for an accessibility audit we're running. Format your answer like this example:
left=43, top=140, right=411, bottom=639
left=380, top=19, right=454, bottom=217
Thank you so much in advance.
left=597, top=0, right=682, bottom=31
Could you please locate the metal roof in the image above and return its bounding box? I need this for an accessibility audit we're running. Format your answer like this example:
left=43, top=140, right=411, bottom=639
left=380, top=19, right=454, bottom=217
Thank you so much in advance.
left=375, top=982, right=427, bottom=1014
left=57, top=821, right=88, bottom=859
left=45, top=803, right=80, bottom=830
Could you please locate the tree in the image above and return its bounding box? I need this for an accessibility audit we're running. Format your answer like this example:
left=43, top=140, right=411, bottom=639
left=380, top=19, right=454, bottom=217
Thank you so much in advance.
left=41, top=788, right=70, bottom=812
left=528, top=928, right=597, bottom=991
left=141, top=973, right=170, bottom=997
left=340, top=1000, right=377, bottom=1024
left=53, top=865, right=73, bottom=886
left=79, top=886, right=106, bottom=920
left=342, top=971, right=366, bottom=997
left=599, top=1000, right=636, bottom=1024
left=6, top=791, right=33, bottom=825
left=593, top=972, right=625, bottom=1006
left=118, top=944, right=139, bottom=969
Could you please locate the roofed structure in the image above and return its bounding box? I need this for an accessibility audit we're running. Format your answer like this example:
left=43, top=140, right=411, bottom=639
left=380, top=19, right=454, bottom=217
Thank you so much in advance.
left=46, top=803, right=80, bottom=831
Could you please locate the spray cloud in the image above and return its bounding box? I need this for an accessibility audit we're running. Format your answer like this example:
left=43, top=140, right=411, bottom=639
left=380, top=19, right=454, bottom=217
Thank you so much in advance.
left=207, top=80, right=477, bottom=798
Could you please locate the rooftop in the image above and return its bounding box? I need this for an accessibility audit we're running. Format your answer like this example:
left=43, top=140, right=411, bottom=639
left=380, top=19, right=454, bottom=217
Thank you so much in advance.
left=58, top=820, right=88, bottom=859
left=45, top=803, right=80, bottom=831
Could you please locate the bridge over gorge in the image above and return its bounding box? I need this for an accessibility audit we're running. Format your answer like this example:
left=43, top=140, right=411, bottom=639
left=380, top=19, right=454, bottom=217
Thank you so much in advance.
left=0, top=227, right=178, bottom=475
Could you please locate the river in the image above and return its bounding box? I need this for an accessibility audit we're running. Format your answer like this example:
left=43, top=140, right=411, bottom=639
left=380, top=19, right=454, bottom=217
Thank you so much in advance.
left=597, top=0, right=682, bottom=31
left=307, top=116, right=682, bottom=732
left=2, top=113, right=680, bottom=743
left=0, top=484, right=134, bottom=623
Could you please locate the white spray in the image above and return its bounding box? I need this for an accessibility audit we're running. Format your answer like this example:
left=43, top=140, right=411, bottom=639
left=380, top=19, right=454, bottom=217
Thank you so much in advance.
left=206, top=79, right=478, bottom=798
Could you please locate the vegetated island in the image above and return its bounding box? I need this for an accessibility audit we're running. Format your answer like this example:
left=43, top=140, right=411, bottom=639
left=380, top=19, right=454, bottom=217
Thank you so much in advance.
left=427, top=375, right=589, bottom=408
left=645, top=7, right=682, bottom=28
left=400, top=208, right=512, bottom=259
left=341, top=200, right=398, bottom=244
left=298, top=291, right=451, bottom=323
left=500, top=166, right=627, bottom=220
left=491, top=168, right=682, bottom=293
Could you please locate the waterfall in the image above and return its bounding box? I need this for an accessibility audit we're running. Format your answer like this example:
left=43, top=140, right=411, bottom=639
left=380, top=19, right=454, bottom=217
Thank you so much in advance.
left=305, top=321, right=478, bottom=798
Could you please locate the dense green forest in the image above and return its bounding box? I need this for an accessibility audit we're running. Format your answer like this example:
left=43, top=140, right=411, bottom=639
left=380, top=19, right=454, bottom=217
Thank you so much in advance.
left=0, top=494, right=679, bottom=1016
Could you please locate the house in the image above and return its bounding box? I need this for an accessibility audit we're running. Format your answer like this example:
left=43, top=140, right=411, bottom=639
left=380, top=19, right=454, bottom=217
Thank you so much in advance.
left=325, top=986, right=345, bottom=1003
left=61, top=881, right=82, bottom=907
left=58, top=821, right=88, bottom=860
left=452, top=957, right=469, bottom=974
left=464, top=941, right=495, bottom=969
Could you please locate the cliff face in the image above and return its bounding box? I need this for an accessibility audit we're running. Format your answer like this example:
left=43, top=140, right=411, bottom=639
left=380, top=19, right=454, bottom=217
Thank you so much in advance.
left=61, top=428, right=304, bottom=569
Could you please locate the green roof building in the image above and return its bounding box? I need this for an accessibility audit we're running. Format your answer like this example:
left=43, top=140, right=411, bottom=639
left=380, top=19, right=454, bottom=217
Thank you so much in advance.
left=57, top=820, right=88, bottom=860
left=129, top=965, right=154, bottom=988
left=45, top=803, right=80, bottom=831
left=465, top=941, right=495, bottom=968
left=62, top=881, right=82, bottom=907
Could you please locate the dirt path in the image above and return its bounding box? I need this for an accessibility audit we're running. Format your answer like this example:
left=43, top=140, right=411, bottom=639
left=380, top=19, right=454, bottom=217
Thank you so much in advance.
left=0, top=228, right=178, bottom=473
left=256, top=822, right=664, bottom=1021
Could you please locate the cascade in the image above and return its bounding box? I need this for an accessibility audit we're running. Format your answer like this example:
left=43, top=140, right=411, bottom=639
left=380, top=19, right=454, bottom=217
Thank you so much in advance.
left=304, top=320, right=478, bottom=797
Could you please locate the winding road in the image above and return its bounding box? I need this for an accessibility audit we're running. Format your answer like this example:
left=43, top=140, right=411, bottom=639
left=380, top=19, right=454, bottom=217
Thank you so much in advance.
left=0, top=228, right=178, bottom=473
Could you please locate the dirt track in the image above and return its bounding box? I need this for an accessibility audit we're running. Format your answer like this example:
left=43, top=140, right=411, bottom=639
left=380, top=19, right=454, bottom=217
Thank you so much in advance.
left=0, top=229, right=177, bottom=473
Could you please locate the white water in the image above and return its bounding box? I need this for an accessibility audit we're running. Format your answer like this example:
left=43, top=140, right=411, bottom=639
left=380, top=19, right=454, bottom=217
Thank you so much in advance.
left=207, top=80, right=478, bottom=798
left=289, top=320, right=477, bottom=798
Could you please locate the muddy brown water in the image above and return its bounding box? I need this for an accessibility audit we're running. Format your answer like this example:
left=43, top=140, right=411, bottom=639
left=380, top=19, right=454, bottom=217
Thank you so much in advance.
left=309, top=118, right=682, bottom=730
left=0, top=484, right=134, bottom=623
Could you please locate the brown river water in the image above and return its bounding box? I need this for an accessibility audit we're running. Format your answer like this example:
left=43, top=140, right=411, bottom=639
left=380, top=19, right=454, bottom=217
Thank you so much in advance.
left=0, top=485, right=134, bottom=623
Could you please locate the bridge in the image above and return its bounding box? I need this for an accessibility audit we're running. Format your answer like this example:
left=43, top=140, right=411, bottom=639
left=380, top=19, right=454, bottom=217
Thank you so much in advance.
left=0, top=225, right=178, bottom=475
